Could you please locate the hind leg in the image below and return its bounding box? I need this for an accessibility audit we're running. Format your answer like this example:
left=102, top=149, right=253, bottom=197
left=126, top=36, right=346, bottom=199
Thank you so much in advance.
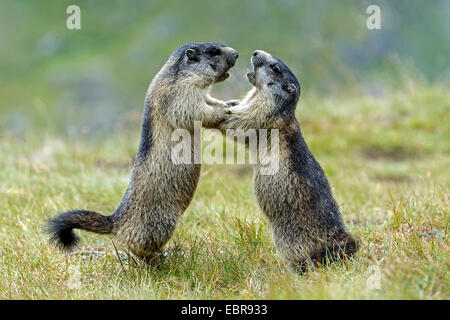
left=115, top=221, right=178, bottom=265
left=274, top=229, right=360, bottom=272
left=309, top=233, right=360, bottom=266
left=271, top=227, right=317, bottom=272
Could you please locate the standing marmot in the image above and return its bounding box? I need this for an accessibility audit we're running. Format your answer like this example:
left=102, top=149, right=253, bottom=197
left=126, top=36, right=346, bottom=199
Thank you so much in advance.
left=48, top=42, right=239, bottom=260
left=220, top=50, right=359, bottom=270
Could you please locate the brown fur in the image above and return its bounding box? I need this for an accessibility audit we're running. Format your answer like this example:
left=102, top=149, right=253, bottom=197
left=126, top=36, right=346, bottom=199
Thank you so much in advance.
left=219, top=50, right=359, bottom=270
left=47, top=42, right=239, bottom=259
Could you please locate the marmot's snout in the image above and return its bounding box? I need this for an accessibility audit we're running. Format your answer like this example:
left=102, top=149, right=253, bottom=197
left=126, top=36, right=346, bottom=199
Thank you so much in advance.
left=214, top=47, right=239, bottom=83
left=251, top=50, right=269, bottom=68
left=251, top=50, right=264, bottom=71
left=230, top=48, right=239, bottom=60
left=224, top=47, right=239, bottom=67
left=247, top=51, right=266, bottom=86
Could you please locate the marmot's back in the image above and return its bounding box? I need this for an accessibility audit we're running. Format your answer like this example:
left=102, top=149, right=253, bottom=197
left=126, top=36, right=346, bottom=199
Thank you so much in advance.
left=47, top=42, right=239, bottom=259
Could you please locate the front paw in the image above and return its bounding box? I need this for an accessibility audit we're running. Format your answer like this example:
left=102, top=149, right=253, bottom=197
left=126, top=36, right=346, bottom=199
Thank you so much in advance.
left=216, top=103, right=232, bottom=115
left=214, top=106, right=230, bottom=124
left=225, top=100, right=240, bottom=107
left=214, top=108, right=233, bottom=131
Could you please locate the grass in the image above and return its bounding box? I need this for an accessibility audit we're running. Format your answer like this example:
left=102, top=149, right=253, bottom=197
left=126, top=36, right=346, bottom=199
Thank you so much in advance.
left=0, top=84, right=448, bottom=299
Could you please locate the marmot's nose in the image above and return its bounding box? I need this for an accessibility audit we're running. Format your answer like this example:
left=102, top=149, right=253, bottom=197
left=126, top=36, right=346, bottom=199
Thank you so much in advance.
left=228, top=48, right=238, bottom=60
left=253, top=50, right=266, bottom=57
left=226, top=48, right=238, bottom=67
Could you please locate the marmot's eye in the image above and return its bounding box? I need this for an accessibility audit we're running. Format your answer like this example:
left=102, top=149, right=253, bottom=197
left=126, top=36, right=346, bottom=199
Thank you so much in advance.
left=270, top=64, right=282, bottom=74
left=208, top=47, right=221, bottom=56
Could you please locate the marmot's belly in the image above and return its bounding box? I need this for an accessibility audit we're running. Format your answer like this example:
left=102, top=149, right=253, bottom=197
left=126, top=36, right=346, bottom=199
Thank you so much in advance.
left=254, top=164, right=334, bottom=228
left=253, top=164, right=299, bottom=220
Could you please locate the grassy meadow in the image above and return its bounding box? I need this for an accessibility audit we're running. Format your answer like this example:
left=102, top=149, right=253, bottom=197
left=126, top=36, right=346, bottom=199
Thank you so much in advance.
left=0, top=0, right=449, bottom=300
left=0, top=83, right=448, bottom=299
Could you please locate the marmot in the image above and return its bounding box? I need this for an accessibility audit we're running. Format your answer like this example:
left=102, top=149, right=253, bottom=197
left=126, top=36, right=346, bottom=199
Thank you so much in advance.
left=47, top=42, right=239, bottom=260
left=220, top=50, right=359, bottom=270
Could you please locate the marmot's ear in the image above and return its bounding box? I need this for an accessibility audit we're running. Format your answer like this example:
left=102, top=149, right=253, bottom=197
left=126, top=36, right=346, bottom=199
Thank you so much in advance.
left=286, top=83, right=297, bottom=94
left=185, top=48, right=198, bottom=61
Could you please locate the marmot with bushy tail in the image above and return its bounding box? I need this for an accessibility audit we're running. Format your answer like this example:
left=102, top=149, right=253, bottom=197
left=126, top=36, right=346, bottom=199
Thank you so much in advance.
left=47, top=42, right=239, bottom=260
left=220, top=50, right=359, bottom=270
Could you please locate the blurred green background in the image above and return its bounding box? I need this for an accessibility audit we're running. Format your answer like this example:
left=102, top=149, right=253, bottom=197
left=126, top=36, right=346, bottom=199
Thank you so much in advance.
left=0, top=0, right=449, bottom=136
left=0, top=1, right=449, bottom=299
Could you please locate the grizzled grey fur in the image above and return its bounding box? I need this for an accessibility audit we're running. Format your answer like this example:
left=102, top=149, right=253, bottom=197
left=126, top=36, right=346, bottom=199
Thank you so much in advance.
left=47, top=42, right=239, bottom=260
left=220, top=50, right=359, bottom=270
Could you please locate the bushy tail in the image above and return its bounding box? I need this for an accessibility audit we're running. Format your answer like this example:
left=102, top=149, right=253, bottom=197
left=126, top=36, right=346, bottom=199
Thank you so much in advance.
left=47, top=210, right=114, bottom=250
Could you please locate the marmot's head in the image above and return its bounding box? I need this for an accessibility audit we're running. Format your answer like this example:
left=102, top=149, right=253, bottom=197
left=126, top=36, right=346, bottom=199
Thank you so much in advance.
left=167, top=42, right=238, bottom=87
left=247, top=50, right=300, bottom=108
